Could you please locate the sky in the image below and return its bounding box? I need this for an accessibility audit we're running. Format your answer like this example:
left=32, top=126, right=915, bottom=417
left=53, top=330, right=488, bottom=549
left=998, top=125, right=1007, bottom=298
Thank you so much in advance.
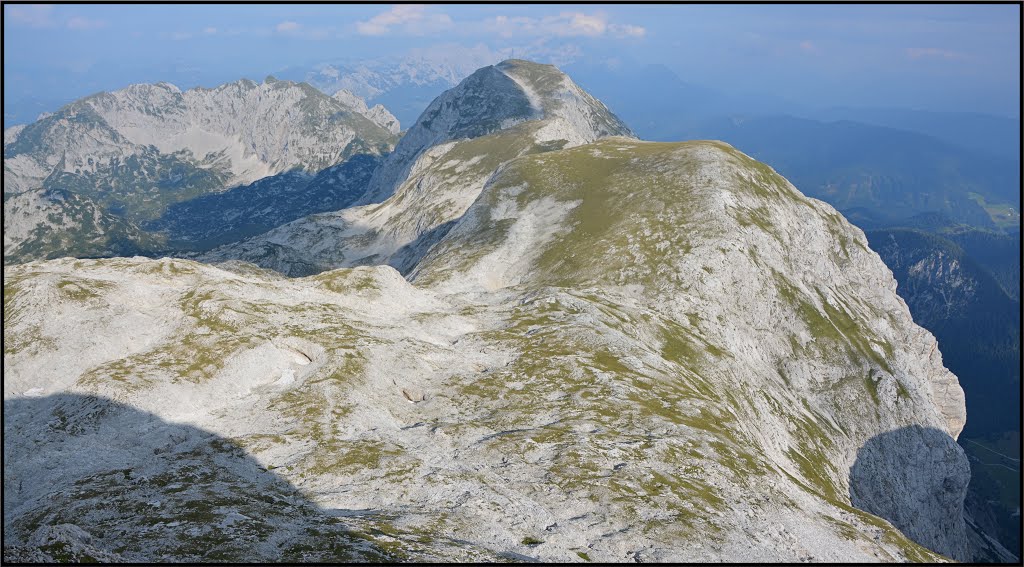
left=3, top=3, right=1021, bottom=125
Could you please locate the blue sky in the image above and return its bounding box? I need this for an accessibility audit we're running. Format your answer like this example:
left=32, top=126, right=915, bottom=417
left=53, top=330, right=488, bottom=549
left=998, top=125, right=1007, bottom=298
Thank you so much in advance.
left=4, top=3, right=1020, bottom=124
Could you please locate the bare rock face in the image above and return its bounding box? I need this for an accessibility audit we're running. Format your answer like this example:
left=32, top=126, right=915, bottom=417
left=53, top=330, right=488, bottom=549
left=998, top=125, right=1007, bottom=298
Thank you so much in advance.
left=7, top=79, right=394, bottom=188
left=850, top=426, right=970, bottom=560
left=3, top=78, right=398, bottom=263
left=3, top=60, right=977, bottom=562
left=333, top=89, right=401, bottom=135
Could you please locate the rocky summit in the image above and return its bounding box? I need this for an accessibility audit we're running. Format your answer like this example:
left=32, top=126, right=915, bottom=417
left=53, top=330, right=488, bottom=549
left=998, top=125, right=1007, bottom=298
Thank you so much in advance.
left=198, top=59, right=635, bottom=276
left=2, top=60, right=987, bottom=562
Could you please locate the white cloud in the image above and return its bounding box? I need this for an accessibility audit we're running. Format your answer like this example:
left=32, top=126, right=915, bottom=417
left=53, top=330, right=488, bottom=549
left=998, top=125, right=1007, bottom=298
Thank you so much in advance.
left=485, top=11, right=645, bottom=40
left=398, top=40, right=583, bottom=72
left=66, top=16, right=106, bottom=30
left=906, top=47, right=966, bottom=61
left=611, top=24, right=646, bottom=38
left=356, top=4, right=452, bottom=36
left=203, top=27, right=218, bottom=35
left=5, top=4, right=56, bottom=28
left=565, top=13, right=606, bottom=36
left=169, top=31, right=192, bottom=41
left=6, top=6, right=108, bottom=31
left=273, top=21, right=336, bottom=40
left=799, top=40, right=819, bottom=53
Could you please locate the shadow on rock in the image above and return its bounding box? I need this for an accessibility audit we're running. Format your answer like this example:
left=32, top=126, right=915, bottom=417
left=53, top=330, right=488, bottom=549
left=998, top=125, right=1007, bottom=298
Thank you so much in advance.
left=3, top=393, right=402, bottom=562
left=848, top=424, right=970, bottom=561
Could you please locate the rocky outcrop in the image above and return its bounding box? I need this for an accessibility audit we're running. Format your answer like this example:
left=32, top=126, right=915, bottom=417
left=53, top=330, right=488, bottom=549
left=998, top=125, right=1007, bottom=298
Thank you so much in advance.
left=333, top=89, right=400, bottom=135
left=850, top=426, right=970, bottom=560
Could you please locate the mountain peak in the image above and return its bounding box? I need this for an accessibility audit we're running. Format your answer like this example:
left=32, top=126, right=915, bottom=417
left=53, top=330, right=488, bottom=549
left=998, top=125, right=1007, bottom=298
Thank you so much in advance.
left=3, top=75, right=400, bottom=226
left=405, top=58, right=633, bottom=148
left=152, top=81, right=182, bottom=93
left=495, top=58, right=635, bottom=138
left=357, top=59, right=633, bottom=204
left=332, top=88, right=369, bottom=113
left=332, top=88, right=401, bottom=134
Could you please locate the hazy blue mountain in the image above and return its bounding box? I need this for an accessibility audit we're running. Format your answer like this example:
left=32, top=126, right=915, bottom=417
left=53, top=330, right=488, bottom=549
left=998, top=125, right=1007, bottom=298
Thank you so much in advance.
left=557, top=61, right=1019, bottom=235
left=276, top=47, right=511, bottom=129
left=563, top=60, right=800, bottom=142
left=678, top=115, right=1019, bottom=229
left=810, top=107, right=1021, bottom=161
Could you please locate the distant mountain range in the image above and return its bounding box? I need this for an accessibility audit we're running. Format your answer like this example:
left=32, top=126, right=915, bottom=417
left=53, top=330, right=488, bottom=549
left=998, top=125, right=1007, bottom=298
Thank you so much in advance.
left=3, top=77, right=398, bottom=261
left=680, top=115, right=1020, bottom=229
left=273, top=45, right=513, bottom=129
left=809, top=107, right=1021, bottom=162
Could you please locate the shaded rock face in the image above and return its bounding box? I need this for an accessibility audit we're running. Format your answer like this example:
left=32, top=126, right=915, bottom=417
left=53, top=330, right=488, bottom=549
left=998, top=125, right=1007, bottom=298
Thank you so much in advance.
left=2, top=394, right=496, bottom=563
left=416, top=66, right=537, bottom=141
left=146, top=153, right=385, bottom=251
left=354, top=64, right=541, bottom=206
left=849, top=426, right=970, bottom=560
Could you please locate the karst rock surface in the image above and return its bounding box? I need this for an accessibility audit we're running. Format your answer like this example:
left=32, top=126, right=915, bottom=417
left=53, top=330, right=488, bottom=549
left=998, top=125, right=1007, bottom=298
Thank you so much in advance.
left=3, top=60, right=978, bottom=563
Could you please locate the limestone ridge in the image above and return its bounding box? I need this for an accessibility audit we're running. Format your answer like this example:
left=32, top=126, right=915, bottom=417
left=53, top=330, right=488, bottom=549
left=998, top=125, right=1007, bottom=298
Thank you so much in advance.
left=332, top=89, right=400, bottom=135
left=5, top=78, right=393, bottom=190
left=3, top=78, right=398, bottom=261
left=3, top=60, right=981, bottom=562
left=201, top=60, right=635, bottom=275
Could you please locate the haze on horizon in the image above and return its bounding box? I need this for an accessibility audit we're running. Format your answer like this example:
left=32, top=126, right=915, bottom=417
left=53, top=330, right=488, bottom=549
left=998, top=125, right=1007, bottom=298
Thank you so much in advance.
left=3, top=3, right=1021, bottom=126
